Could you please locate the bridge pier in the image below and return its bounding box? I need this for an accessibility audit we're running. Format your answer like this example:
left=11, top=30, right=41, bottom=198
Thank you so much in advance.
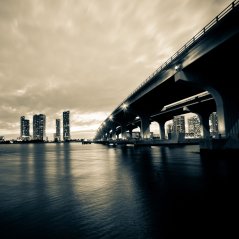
left=207, top=94, right=239, bottom=150
left=198, top=113, right=211, bottom=139
left=216, top=96, right=239, bottom=138
left=111, top=128, right=117, bottom=140
left=140, top=115, right=151, bottom=139
left=175, top=70, right=239, bottom=151
left=121, top=123, right=128, bottom=139
left=128, top=129, right=133, bottom=139
left=157, top=120, right=166, bottom=140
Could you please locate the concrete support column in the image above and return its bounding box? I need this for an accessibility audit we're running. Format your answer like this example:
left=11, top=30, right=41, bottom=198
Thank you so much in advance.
left=111, top=128, right=117, bottom=140
left=128, top=129, right=133, bottom=139
left=103, top=133, right=107, bottom=141
left=108, top=132, right=111, bottom=140
left=140, top=115, right=151, bottom=139
left=106, top=132, right=110, bottom=141
left=197, top=112, right=211, bottom=139
left=121, top=124, right=128, bottom=139
left=216, top=97, right=239, bottom=139
left=157, top=121, right=166, bottom=140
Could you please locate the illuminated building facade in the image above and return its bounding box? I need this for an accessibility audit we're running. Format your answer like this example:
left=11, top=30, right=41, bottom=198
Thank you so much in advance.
left=209, top=112, right=219, bottom=138
left=55, top=119, right=61, bottom=142
left=33, top=114, right=46, bottom=141
left=173, top=115, right=185, bottom=134
left=20, top=116, right=30, bottom=140
left=187, top=115, right=201, bottom=138
left=63, top=111, right=70, bottom=141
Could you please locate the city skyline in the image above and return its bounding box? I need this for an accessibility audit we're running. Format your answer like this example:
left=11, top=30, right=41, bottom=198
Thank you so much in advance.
left=1, top=108, right=219, bottom=141
left=18, top=111, right=72, bottom=141
left=1, top=110, right=219, bottom=141
left=0, top=0, right=232, bottom=139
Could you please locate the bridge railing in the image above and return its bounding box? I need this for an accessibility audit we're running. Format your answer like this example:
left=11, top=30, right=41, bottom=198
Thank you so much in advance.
left=115, top=0, right=239, bottom=111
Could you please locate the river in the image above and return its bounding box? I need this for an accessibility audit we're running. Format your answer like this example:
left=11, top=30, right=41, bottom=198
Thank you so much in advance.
left=0, top=143, right=238, bottom=238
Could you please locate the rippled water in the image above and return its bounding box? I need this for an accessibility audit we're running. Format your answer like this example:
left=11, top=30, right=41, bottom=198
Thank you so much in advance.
left=0, top=143, right=238, bottom=239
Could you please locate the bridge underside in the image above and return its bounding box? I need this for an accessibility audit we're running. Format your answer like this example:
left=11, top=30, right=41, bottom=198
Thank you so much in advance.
left=96, top=3, right=239, bottom=152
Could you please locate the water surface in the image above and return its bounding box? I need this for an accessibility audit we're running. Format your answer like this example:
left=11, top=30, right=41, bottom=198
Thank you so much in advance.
left=0, top=143, right=238, bottom=238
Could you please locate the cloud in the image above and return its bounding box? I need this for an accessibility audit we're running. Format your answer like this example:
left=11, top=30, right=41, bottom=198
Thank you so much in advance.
left=0, top=0, right=232, bottom=138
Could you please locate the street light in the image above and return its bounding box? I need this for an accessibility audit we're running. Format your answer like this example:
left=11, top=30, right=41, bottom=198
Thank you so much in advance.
left=121, top=103, right=128, bottom=111
left=174, top=64, right=182, bottom=72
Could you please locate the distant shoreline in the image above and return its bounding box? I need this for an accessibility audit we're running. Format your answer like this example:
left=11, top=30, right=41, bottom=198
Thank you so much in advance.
left=0, top=139, right=92, bottom=144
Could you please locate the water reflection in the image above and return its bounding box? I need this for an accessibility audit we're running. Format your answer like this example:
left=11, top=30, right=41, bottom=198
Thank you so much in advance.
left=0, top=144, right=238, bottom=239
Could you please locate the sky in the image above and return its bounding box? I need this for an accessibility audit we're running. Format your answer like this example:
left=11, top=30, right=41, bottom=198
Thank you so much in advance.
left=0, top=0, right=233, bottom=140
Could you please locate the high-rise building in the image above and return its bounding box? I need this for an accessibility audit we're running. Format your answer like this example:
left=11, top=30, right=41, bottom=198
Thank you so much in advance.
left=55, top=119, right=61, bottom=142
left=173, top=115, right=185, bottom=134
left=188, top=115, right=201, bottom=138
left=63, top=111, right=70, bottom=141
left=209, top=112, right=218, bottom=138
left=166, top=122, right=173, bottom=139
left=33, top=114, right=46, bottom=141
left=20, top=116, right=25, bottom=137
left=20, top=116, right=30, bottom=140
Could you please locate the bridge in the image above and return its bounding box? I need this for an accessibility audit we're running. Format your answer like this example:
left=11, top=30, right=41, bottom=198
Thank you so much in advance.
left=95, top=0, right=239, bottom=152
